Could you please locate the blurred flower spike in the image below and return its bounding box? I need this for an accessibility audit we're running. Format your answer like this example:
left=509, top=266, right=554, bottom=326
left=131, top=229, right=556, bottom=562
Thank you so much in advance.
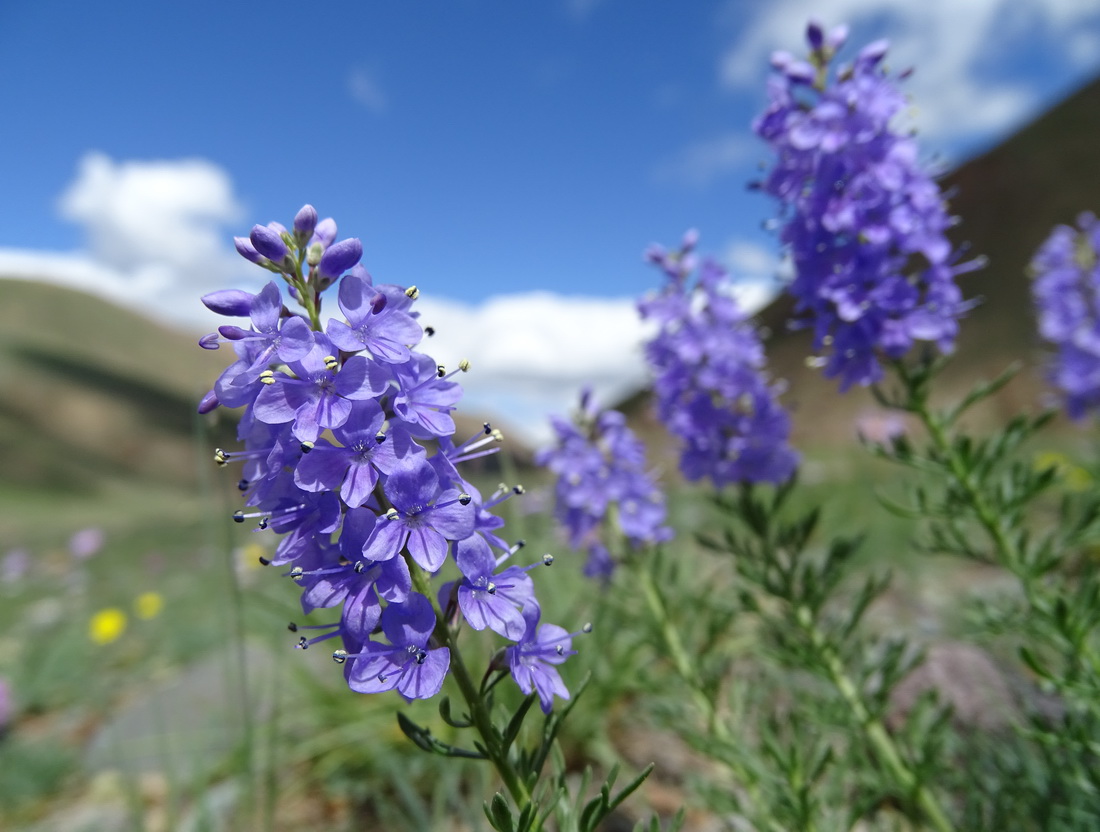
left=640, top=231, right=799, bottom=487
left=753, top=22, right=982, bottom=390
left=537, top=388, right=672, bottom=579
left=1030, top=212, right=1100, bottom=419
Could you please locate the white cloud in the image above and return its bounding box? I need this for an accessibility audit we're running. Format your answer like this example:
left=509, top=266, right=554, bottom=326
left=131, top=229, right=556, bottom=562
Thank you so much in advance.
left=1, top=152, right=251, bottom=330
left=58, top=152, right=243, bottom=274
left=348, top=68, right=388, bottom=114
left=0, top=154, right=656, bottom=447
left=717, top=0, right=1100, bottom=151
left=417, top=292, right=652, bottom=445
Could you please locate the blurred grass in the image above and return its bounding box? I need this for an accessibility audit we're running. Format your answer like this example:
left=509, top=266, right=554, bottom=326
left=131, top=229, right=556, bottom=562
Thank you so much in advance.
left=0, top=426, right=1089, bottom=830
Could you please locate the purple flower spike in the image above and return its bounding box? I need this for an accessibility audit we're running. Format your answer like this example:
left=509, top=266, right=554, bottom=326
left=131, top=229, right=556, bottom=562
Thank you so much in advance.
left=640, top=236, right=799, bottom=488
left=250, top=224, right=289, bottom=263
left=319, top=238, right=363, bottom=279
left=538, top=389, right=672, bottom=562
left=753, top=25, right=980, bottom=390
left=346, top=593, right=450, bottom=700
left=1031, top=212, right=1100, bottom=419
left=507, top=604, right=574, bottom=713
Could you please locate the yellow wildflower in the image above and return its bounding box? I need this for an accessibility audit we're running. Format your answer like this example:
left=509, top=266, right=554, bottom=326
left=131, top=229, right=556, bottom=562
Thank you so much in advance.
left=134, top=592, right=164, bottom=620
left=89, top=608, right=127, bottom=645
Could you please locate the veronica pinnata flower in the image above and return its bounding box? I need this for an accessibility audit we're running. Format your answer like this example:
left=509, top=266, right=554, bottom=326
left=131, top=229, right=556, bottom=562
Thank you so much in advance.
left=200, top=204, right=573, bottom=704
left=537, top=389, right=671, bottom=576
left=753, top=21, right=980, bottom=390
left=640, top=231, right=799, bottom=487
left=1031, top=212, right=1100, bottom=419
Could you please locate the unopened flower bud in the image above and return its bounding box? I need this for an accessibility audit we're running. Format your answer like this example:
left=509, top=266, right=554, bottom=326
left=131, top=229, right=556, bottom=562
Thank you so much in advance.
left=250, top=224, right=289, bottom=262
left=293, top=204, right=318, bottom=243
left=202, top=289, right=254, bottom=317
left=197, top=389, right=219, bottom=414
left=318, top=238, right=363, bottom=278
left=234, top=237, right=263, bottom=264
left=311, top=217, right=338, bottom=249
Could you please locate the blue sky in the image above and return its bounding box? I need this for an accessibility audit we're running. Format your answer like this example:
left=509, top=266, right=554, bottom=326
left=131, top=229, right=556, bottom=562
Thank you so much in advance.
left=3, top=0, right=1099, bottom=439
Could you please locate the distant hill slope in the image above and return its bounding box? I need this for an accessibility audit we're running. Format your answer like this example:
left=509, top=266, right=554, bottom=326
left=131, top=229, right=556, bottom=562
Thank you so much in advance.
left=0, top=278, right=233, bottom=490
left=0, top=278, right=519, bottom=491
left=745, top=76, right=1100, bottom=446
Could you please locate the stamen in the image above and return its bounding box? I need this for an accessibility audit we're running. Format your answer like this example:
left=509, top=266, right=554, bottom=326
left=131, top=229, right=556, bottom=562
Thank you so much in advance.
left=405, top=285, right=420, bottom=300
left=425, top=326, right=435, bottom=337
left=458, top=359, right=470, bottom=372
left=486, top=582, right=497, bottom=595
left=233, top=511, right=245, bottom=524
left=384, top=508, right=400, bottom=521
left=288, top=622, right=298, bottom=632
left=300, top=441, right=315, bottom=453
left=214, top=448, right=230, bottom=465
left=458, top=493, right=472, bottom=506
left=237, top=479, right=249, bottom=492
left=436, top=365, right=446, bottom=378
left=258, top=556, right=271, bottom=566
left=375, top=430, right=386, bottom=443
left=323, top=355, right=339, bottom=371
left=483, top=422, right=492, bottom=435
left=512, top=485, right=525, bottom=495
left=259, top=369, right=276, bottom=385
left=542, top=554, right=554, bottom=566
left=582, top=622, right=593, bottom=633
left=289, top=566, right=304, bottom=582
left=332, top=650, right=348, bottom=664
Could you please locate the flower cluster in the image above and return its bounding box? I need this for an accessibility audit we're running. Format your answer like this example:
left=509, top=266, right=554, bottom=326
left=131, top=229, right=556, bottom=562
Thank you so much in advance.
left=199, top=206, right=573, bottom=710
left=537, top=389, right=672, bottom=579
left=640, top=231, right=799, bottom=487
left=753, top=21, right=978, bottom=390
left=1030, top=212, right=1100, bottom=419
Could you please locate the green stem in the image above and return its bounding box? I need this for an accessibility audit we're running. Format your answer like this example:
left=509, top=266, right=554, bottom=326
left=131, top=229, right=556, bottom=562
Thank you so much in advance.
left=407, top=561, right=535, bottom=815
left=636, top=564, right=728, bottom=742
left=795, top=606, right=956, bottom=832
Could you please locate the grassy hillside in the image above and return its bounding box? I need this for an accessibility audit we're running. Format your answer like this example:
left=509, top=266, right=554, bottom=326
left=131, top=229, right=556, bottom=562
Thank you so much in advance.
left=0, top=278, right=234, bottom=494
